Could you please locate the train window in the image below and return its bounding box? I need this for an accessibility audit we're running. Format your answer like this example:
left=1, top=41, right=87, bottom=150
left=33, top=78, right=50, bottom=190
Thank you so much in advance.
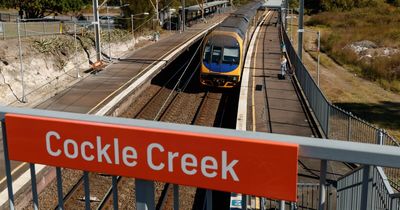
left=211, top=46, right=222, bottom=64
left=203, top=45, right=211, bottom=63
left=222, top=47, right=239, bottom=65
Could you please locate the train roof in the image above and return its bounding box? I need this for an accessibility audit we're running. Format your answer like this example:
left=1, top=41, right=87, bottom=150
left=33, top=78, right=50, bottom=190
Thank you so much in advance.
left=214, top=1, right=262, bottom=39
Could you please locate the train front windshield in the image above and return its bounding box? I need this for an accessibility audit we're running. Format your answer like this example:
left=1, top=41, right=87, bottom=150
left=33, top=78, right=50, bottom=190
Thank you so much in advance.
left=203, top=36, right=240, bottom=70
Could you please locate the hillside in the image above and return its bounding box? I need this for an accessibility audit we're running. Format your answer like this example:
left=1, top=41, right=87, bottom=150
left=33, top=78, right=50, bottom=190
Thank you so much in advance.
left=305, top=1, right=400, bottom=92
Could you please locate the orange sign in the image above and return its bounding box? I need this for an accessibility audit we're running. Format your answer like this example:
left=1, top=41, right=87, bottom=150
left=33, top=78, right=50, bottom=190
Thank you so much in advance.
left=5, top=113, right=299, bottom=201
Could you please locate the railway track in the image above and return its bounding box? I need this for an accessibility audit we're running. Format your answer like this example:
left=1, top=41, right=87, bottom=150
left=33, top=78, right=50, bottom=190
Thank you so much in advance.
left=56, top=31, right=238, bottom=209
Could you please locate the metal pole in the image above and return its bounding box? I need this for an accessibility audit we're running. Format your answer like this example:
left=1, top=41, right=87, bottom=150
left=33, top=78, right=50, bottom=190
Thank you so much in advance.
left=92, top=0, right=102, bottom=62
left=83, top=172, right=90, bottom=210
left=181, top=0, right=185, bottom=32
left=285, top=0, right=288, bottom=29
left=112, top=176, right=119, bottom=210
left=298, top=0, right=304, bottom=60
left=1, top=119, right=15, bottom=210
left=135, top=180, right=155, bottom=210
left=156, top=0, right=159, bottom=25
left=17, top=18, right=26, bottom=103
left=74, top=22, right=81, bottom=78
left=131, top=14, right=134, bottom=36
left=317, top=31, right=320, bottom=87
left=260, top=197, right=265, bottom=210
left=319, top=160, right=327, bottom=210
left=360, top=165, right=371, bottom=210
left=348, top=114, right=352, bottom=141
left=107, top=5, right=111, bottom=61
left=280, top=200, right=285, bottom=210
left=290, top=9, right=293, bottom=42
left=30, top=164, right=39, bottom=210
left=242, top=194, right=247, bottom=210
left=173, top=185, right=179, bottom=210
left=56, top=167, right=64, bottom=210
left=206, top=190, right=212, bottom=210
left=377, top=129, right=384, bottom=145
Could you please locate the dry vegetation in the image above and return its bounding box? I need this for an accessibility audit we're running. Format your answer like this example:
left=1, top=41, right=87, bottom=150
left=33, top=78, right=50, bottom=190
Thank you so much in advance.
left=306, top=2, right=400, bottom=92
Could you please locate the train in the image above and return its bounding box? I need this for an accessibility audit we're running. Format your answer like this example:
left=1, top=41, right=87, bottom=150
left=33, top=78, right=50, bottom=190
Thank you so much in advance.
left=200, top=1, right=263, bottom=88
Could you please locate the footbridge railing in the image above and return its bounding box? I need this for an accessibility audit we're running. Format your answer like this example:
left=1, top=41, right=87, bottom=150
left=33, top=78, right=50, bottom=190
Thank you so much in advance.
left=1, top=106, right=400, bottom=210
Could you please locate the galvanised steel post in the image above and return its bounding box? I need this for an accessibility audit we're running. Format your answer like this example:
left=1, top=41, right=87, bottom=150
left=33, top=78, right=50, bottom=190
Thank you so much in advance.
left=206, top=190, right=212, bottom=210
left=173, top=185, right=179, bottom=210
left=317, top=31, right=320, bottom=87
left=17, top=18, right=26, bottom=103
left=285, top=0, right=288, bottom=29
left=319, top=160, right=327, bottom=210
left=107, top=5, right=112, bottom=61
left=280, top=200, right=285, bottom=209
left=56, top=167, right=64, bottom=210
left=112, top=176, right=119, bottom=210
left=135, top=179, right=155, bottom=210
left=347, top=113, right=353, bottom=141
left=83, top=172, right=90, bottom=210
left=1, top=119, right=15, bottom=210
left=29, top=164, right=39, bottom=210
left=298, top=0, right=304, bottom=60
left=261, top=198, right=265, bottom=210
left=242, top=194, right=247, bottom=210
left=93, top=0, right=102, bottom=62
left=181, top=0, right=185, bottom=32
left=360, top=165, right=371, bottom=210
left=377, top=129, right=384, bottom=145
left=74, top=22, right=81, bottom=78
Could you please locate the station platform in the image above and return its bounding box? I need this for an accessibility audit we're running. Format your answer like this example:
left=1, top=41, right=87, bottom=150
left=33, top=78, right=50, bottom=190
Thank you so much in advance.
left=237, top=12, right=351, bottom=188
left=35, top=15, right=227, bottom=114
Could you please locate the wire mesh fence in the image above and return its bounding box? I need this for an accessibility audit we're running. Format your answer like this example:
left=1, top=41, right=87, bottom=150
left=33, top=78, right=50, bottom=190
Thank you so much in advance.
left=281, top=22, right=400, bottom=199
left=265, top=183, right=335, bottom=210
left=337, top=166, right=400, bottom=210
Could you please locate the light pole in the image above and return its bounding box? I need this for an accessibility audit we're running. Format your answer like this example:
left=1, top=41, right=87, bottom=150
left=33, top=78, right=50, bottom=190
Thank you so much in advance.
left=304, top=29, right=321, bottom=87
left=17, top=18, right=26, bottom=103
left=298, top=0, right=304, bottom=60
left=131, top=12, right=150, bottom=37
left=92, top=0, right=102, bottom=64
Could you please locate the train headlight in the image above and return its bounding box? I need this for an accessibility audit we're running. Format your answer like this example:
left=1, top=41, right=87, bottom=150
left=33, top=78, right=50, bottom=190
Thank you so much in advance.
left=232, top=76, right=238, bottom=81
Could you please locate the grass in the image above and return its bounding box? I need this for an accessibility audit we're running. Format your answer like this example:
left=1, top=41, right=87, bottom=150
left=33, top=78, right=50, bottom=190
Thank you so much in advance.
left=306, top=2, right=400, bottom=92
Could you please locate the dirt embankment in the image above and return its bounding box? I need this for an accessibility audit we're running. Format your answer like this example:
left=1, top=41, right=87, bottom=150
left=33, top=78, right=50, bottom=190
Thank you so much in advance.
left=0, top=31, right=138, bottom=107
left=295, top=24, right=400, bottom=140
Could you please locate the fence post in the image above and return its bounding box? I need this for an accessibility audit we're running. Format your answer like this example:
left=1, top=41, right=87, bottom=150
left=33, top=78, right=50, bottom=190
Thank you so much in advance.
left=56, top=167, right=64, bottom=209
left=280, top=200, right=285, bottom=210
left=377, top=129, right=384, bottom=145
left=2, top=22, right=5, bottom=40
left=347, top=113, right=352, bottom=141
left=173, top=185, right=179, bottom=210
left=42, top=22, right=45, bottom=36
left=1, top=117, right=15, bottom=210
left=23, top=21, right=27, bottom=37
left=206, top=190, right=212, bottom=210
left=242, top=194, right=247, bottom=210
left=135, top=180, right=155, bottom=210
left=112, top=176, right=119, bottom=210
left=30, top=164, right=39, bottom=210
left=319, top=160, right=327, bottom=210
left=360, top=165, right=371, bottom=210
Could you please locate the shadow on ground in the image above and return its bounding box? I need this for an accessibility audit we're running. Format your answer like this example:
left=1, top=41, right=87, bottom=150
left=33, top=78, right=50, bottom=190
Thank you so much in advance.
left=334, top=101, right=400, bottom=131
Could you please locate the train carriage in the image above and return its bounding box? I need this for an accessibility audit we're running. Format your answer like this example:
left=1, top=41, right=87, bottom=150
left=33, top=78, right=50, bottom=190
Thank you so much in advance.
left=200, top=1, right=262, bottom=88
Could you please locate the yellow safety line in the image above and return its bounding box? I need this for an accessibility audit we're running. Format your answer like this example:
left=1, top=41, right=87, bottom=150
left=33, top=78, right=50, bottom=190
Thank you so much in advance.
left=252, top=11, right=271, bottom=132
left=252, top=31, right=259, bottom=132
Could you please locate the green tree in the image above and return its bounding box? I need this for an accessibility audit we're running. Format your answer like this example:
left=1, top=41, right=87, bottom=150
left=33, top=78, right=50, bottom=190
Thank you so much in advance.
left=0, top=0, right=85, bottom=19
